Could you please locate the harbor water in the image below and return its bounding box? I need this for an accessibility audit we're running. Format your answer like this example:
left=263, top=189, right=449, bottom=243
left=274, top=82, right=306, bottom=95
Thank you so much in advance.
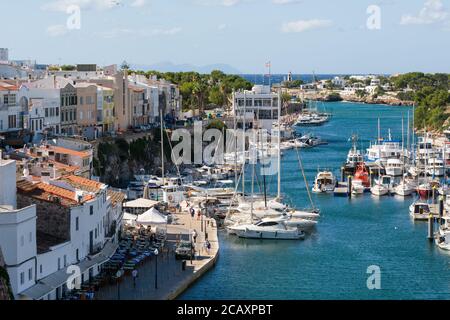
left=180, top=102, right=450, bottom=300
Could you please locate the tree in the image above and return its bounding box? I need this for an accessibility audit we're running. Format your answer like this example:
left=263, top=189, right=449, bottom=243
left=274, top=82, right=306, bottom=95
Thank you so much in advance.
left=208, top=86, right=225, bottom=106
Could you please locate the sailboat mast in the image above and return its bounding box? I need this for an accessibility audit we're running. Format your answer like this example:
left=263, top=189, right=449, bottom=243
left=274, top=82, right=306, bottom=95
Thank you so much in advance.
left=242, top=91, right=246, bottom=197
left=251, top=130, right=255, bottom=224
left=160, top=107, right=165, bottom=185
left=233, top=91, right=238, bottom=187
left=277, top=88, right=282, bottom=200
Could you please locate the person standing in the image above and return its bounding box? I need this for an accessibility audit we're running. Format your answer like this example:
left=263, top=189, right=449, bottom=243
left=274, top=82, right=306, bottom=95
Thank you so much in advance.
left=190, top=207, right=195, bottom=219
left=192, top=229, right=198, bottom=243
left=132, top=269, right=138, bottom=289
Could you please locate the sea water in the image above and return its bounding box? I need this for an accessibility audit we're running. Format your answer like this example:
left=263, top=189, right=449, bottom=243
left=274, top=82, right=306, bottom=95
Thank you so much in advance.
left=180, top=102, right=450, bottom=300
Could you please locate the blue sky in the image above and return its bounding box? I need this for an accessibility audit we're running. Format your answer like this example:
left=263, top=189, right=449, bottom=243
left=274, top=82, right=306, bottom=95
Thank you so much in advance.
left=0, top=0, right=449, bottom=74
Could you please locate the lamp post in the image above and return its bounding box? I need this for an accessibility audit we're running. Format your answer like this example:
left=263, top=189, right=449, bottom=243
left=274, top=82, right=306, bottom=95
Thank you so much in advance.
left=116, top=269, right=123, bottom=300
left=154, top=249, right=159, bottom=290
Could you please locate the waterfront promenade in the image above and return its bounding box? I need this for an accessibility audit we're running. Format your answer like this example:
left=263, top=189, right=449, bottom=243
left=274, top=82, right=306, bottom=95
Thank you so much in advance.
left=96, top=213, right=219, bottom=300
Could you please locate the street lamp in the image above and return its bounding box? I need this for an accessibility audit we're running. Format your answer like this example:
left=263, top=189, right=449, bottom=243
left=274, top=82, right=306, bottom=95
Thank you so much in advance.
left=116, top=269, right=123, bottom=300
left=154, top=249, right=159, bottom=290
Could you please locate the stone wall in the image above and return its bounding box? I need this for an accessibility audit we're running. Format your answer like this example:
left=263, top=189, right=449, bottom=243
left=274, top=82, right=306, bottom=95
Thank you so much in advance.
left=0, top=247, right=13, bottom=300
left=17, top=194, right=71, bottom=241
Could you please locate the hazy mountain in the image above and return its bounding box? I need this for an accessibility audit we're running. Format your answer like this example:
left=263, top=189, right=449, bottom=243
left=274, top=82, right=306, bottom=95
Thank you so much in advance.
left=130, top=61, right=242, bottom=74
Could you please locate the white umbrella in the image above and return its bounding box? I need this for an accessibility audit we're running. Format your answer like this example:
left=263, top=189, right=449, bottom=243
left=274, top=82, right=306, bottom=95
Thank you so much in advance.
left=136, top=207, right=167, bottom=225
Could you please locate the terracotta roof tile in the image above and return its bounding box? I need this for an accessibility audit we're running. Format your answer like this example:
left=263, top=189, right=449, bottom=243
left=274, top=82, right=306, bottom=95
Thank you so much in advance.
left=63, top=175, right=105, bottom=192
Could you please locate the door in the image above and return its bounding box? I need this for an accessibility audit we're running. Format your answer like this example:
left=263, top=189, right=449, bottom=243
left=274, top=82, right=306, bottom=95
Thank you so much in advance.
left=89, top=231, right=94, bottom=254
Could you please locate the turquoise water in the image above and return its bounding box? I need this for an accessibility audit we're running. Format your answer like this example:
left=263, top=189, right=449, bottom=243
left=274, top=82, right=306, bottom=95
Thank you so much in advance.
left=180, top=102, right=450, bottom=300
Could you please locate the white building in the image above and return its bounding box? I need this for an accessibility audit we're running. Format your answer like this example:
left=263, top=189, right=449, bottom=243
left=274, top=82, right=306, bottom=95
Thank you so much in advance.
left=232, top=85, right=280, bottom=133
left=0, top=81, right=24, bottom=133
left=0, top=157, right=122, bottom=300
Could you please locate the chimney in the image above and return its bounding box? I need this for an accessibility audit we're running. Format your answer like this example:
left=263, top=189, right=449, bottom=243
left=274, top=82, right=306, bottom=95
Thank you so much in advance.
left=75, top=189, right=84, bottom=203
left=41, top=171, right=51, bottom=184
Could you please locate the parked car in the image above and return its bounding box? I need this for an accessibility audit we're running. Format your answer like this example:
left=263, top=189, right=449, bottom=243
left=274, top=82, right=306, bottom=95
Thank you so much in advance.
left=175, top=241, right=195, bottom=260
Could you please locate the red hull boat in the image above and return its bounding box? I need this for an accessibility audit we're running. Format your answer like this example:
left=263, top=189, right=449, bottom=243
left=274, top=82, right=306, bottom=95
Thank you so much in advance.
left=354, top=163, right=370, bottom=188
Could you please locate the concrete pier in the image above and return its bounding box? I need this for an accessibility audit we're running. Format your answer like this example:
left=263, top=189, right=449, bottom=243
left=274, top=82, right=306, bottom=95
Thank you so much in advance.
left=96, top=213, right=219, bottom=300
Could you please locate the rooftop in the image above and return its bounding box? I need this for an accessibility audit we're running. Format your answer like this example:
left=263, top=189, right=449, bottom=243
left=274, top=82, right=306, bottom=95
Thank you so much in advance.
left=17, top=179, right=94, bottom=207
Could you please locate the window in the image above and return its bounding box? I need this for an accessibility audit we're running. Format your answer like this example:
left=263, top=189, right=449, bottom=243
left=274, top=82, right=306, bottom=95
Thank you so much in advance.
left=45, top=108, right=49, bottom=117
left=64, top=255, right=67, bottom=267
left=90, top=206, right=94, bottom=215
left=95, top=228, right=98, bottom=239
left=8, top=115, right=16, bottom=129
left=76, top=217, right=79, bottom=231
left=80, top=97, right=84, bottom=105
left=20, top=272, right=25, bottom=285
left=20, top=235, right=24, bottom=247
left=4, top=94, right=16, bottom=106
left=58, top=258, right=61, bottom=270
left=56, top=107, right=59, bottom=116
left=76, top=249, right=79, bottom=261
left=40, top=265, right=43, bottom=274
left=28, top=268, right=33, bottom=281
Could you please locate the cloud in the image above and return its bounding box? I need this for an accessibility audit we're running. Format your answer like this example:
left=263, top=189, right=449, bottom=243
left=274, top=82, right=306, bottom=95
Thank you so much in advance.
left=46, top=24, right=69, bottom=36
left=130, top=0, right=146, bottom=7
left=41, top=0, right=148, bottom=12
left=96, top=27, right=182, bottom=38
left=400, top=0, right=448, bottom=25
left=218, top=23, right=227, bottom=30
left=272, top=0, right=302, bottom=4
left=281, top=19, right=332, bottom=33
left=195, top=0, right=241, bottom=6
left=42, top=0, right=120, bottom=12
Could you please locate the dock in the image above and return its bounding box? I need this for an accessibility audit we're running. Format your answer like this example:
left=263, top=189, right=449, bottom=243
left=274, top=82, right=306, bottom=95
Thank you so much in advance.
left=95, top=212, right=219, bottom=300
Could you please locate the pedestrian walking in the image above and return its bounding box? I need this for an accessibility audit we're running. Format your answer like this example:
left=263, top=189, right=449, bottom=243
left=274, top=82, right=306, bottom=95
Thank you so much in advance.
left=132, top=269, right=138, bottom=288
left=197, top=209, right=201, bottom=220
left=190, top=207, right=195, bottom=219
left=192, top=229, right=198, bottom=243
left=206, top=240, right=211, bottom=254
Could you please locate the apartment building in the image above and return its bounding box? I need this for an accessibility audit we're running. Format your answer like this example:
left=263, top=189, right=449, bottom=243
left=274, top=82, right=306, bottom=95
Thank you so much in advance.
left=0, top=157, right=124, bottom=300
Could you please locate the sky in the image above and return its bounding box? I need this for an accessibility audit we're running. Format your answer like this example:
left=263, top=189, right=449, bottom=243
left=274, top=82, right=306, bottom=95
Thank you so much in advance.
left=0, top=0, right=449, bottom=74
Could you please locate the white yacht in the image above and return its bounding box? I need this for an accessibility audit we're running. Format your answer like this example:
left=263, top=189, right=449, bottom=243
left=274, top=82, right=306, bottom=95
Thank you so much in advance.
left=426, top=158, right=445, bottom=177
left=385, top=159, right=403, bottom=177
left=370, top=183, right=389, bottom=196
left=312, top=171, right=336, bottom=193
left=227, top=218, right=305, bottom=240
left=409, top=201, right=431, bottom=221
left=394, top=181, right=415, bottom=196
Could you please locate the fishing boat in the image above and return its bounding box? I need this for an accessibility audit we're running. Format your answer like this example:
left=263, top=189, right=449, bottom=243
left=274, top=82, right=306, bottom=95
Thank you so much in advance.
left=346, top=134, right=364, bottom=168
left=385, top=159, right=403, bottom=177
left=312, top=171, right=336, bottom=193
left=409, top=201, right=431, bottom=221
left=227, top=218, right=305, bottom=240
left=353, top=163, right=371, bottom=187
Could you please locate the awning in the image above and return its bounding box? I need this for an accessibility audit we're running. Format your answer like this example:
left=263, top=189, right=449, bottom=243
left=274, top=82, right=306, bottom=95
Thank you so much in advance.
left=19, top=282, right=54, bottom=300
left=136, top=207, right=167, bottom=225
left=123, top=212, right=137, bottom=221
left=123, top=198, right=159, bottom=209
left=19, top=241, right=119, bottom=300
